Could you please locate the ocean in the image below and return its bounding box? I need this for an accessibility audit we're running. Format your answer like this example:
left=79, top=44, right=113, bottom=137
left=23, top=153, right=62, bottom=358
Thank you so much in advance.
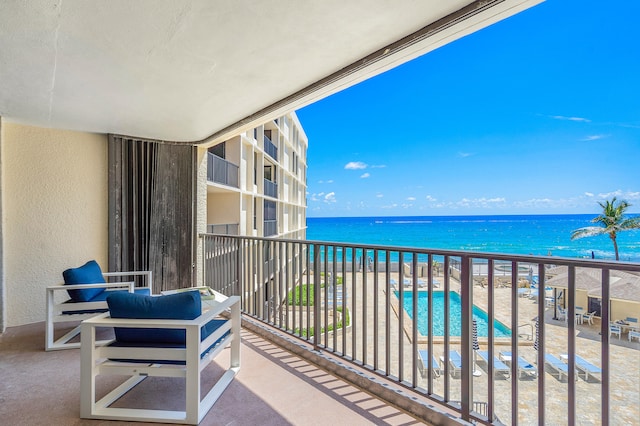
left=306, top=214, right=640, bottom=262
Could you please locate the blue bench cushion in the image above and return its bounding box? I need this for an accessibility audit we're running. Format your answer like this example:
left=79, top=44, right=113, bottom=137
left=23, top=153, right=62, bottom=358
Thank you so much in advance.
left=63, top=260, right=106, bottom=302
left=107, top=290, right=202, bottom=344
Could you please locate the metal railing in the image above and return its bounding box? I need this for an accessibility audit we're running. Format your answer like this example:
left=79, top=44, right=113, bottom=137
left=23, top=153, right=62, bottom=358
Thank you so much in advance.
left=206, top=223, right=239, bottom=235
left=207, top=152, right=239, bottom=188
left=264, top=134, right=278, bottom=161
left=264, top=179, right=277, bottom=198
left=200, top=233, right=640, bottom=425
left=263, top=220, right=277, bottom=237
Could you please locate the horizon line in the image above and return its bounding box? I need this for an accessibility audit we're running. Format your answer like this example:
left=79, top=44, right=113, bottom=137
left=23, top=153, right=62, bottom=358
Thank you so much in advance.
left=307, top=212, right=640, bottom=220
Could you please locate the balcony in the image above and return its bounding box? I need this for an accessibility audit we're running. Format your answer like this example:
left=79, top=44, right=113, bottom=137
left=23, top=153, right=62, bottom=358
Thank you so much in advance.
left=201, top=234, right=640, bottom=425
left=263, top=219, right=277, bottom=237
left=2, top=322, right=419, bottom=425
left=264, top=134, right=278, bottom=161
left=264, top=178, right=278, bottom=199
left=207, top=223, right=239, bottom=235
left=207, top=152, right=239, bottom=188
left=5, top=235, right=639, bottom=425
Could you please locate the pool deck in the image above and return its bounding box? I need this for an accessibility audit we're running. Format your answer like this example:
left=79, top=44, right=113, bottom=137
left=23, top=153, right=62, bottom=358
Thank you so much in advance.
left=330, top=271, right=640, bottom=424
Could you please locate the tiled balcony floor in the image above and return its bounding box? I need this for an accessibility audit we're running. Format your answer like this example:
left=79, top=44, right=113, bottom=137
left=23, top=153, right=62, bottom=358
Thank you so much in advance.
left=0, top=321, right=425, bottom=426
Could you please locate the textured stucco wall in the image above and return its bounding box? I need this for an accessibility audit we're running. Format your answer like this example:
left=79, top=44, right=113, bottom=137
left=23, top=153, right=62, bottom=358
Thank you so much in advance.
left=2, top=122, right=108, bottom=327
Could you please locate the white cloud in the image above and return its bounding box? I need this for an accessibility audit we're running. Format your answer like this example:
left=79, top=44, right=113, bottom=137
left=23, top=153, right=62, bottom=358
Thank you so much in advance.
left=581, top=134, right=607, bottom=141
left=458, top=152, right=473, bottom=158
left=345, top=161, right=367, bottom=170
left=407, top=197, right=416, bottom=201
left=376, top=193, right=384, bottom=198
left=324, top=192, right=336, bottom=203
left=551, top=115, right=591, bottom=123
left=371, top=164, right=387, bottom=168
left=360, top=173, right=370, bottom=178
left=381, top=203, right=398, bottom=209
left=584, top=192, right=594, bottom=197
left=455, top=197, right=507, bottom=208
left=597, top=190, right=624, bottom=199
left=425, top=195, right=437, bottom=201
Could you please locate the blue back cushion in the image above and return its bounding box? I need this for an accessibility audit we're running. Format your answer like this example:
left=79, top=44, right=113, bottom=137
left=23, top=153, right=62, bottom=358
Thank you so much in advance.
left=107, top=291, right=202, bottom=344
left=63, top=260, right=106, bottom=302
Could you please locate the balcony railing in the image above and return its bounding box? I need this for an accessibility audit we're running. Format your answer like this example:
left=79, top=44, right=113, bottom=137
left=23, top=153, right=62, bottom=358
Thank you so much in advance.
left=207, top=152, right=239, bottom=188
left=264, top=134, right=278, bottom=161
left=263, top=220, right=277, bottom=237
left=264, top=179, right=277, bottom=198
left=206, top=223, right=239, bottom=235
left=200, top=234, right=640, bottom=425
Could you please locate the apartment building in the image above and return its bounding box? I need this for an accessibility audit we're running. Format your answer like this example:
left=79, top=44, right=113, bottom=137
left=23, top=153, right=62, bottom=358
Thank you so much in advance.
left=205, top=112, right=307, bottom=239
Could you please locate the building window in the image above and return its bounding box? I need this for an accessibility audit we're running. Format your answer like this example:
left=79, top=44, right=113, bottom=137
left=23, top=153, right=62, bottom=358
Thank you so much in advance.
left=254, top=152, right=258, bottom=185
left=209, top=142, right=225, bottom=159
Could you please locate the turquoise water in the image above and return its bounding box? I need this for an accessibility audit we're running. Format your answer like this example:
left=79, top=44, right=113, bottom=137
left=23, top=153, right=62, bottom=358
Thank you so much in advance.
left=306, top=214, right=640, bottom=262
left=396, top=291, right=511, bottom=337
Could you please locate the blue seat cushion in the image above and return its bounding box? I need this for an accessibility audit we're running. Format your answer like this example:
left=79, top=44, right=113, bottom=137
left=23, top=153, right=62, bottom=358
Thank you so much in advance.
left=63, top=260, right=106, bottom=302
left=108, top=319, right=230, bottom=364
left=62, top=288, right=151, bottom=314
left=107, top=290, right=202, bottom=344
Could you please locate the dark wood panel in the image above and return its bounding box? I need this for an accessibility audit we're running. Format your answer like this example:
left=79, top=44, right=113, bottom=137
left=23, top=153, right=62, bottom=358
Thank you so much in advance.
left=109, top=136, right=195, bottom=294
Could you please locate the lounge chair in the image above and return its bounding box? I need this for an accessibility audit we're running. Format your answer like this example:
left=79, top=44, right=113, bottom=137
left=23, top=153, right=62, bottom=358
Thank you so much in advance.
left=573, top=355, right=601, bottom=381
left=46, top=260, right=152, bottom=351
left=402, top=278, right=427, bottom=288
left=626, top=317, right=638, bottom=324
left=499, top=351, right=536, bottom=379
left=440, top=350, right=462, bottom=378
left=476, top=350, right=510, bottom=378
left=544, top=354, right=574, bottom=381
left=418, top=350, right=441, bottom=378
left=629, top=330, right=640, bottom=342
left=80, top=290, right=240, bottom=424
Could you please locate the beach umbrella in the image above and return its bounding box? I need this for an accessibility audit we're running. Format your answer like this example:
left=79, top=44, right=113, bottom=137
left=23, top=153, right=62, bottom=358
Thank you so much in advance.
left=472, top=319, right=482, bottom=376
left=533, top=317, right=539, bottom=351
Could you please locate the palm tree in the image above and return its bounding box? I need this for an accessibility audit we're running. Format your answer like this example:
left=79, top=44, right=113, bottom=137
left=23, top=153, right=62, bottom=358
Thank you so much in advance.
left=571, top=197, right=640, bottom=260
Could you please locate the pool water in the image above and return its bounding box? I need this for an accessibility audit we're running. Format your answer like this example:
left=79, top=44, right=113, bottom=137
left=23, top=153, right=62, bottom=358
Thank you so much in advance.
left=396, top=291, right=511, bottom=337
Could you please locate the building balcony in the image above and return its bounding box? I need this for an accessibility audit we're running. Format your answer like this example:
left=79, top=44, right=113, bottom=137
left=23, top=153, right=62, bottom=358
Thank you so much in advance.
left=207, top=223, right=239, bottom=235
left=264, top=134, right=278, bottom=162
left=2, top=321, right=418, bottom=425
left=264, top=178, right=278, bottom=199
left=5, top=235, right=639, bottom=425
left=263, top=219, right=277, bottom=237
left=200, top=234, right=640, bottom=425
left=207, top=152, right=239, bottom=188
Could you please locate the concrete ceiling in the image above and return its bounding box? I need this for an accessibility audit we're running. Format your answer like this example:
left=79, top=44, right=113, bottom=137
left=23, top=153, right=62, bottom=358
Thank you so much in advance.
left=0, top=0, right=542, bottom=144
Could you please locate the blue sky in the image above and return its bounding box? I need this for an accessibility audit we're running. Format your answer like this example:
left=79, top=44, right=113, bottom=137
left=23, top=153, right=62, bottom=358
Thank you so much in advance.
left=297, top=0, right=640, bottom=218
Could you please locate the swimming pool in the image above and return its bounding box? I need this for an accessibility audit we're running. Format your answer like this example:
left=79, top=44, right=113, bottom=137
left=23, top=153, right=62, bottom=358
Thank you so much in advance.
left=395, top=291, right=511, bottom=337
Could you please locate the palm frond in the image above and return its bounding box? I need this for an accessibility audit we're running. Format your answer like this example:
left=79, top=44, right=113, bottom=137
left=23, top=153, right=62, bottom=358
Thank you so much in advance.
left=571, top=226, right=607, bottom=240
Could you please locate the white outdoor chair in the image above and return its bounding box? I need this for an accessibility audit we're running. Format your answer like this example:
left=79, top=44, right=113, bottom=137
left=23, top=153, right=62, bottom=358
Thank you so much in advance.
left=581, top=311, right=596, bottom=325
left=609, top=323, right=622, bottom=339
left=46, top=260, right=152, bottom=351
left=80, top=290, right=240, bottom=425
left=557, top=307, right=567, bottom=323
